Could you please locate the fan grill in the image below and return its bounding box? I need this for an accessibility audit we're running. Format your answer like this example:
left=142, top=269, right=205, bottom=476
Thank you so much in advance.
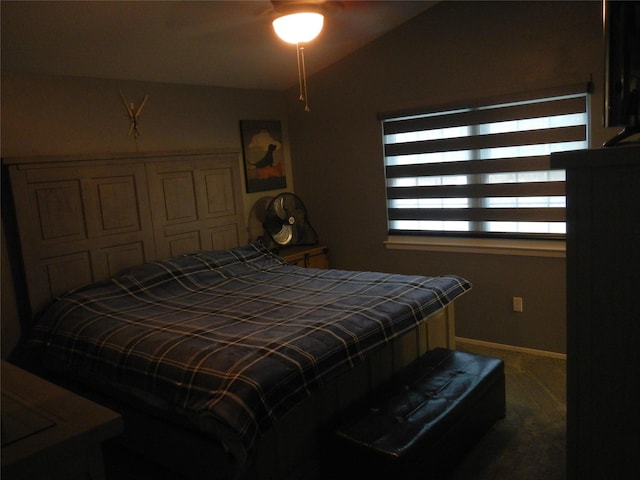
left=263, top=193, right=318, bottom=247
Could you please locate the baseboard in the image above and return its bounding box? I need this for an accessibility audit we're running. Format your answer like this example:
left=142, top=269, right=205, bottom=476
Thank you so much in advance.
left=456, top=337, right=567, bottom=360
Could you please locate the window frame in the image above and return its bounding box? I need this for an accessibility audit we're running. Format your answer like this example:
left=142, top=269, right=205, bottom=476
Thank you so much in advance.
left=380, top=84, right=591, bottom=256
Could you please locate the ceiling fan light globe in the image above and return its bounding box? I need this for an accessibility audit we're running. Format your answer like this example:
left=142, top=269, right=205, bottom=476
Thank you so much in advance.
left=273, top=12, right=324, bottom=44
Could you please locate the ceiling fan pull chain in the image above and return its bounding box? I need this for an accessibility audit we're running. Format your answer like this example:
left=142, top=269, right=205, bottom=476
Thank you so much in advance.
left=296, top=43, right=304, bottom=102
left=300, top=46, right=311, bottom=112
left=295, top=43, right=311, bottom=112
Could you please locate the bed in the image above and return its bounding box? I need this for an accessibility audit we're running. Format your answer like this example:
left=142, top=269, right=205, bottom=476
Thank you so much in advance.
left=3, top=151, right=471, bottom=479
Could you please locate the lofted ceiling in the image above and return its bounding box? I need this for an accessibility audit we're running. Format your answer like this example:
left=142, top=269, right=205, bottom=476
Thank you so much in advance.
left=1, top=0, right=437, bottom=91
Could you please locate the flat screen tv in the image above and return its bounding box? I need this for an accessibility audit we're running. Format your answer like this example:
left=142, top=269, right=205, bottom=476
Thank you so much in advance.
left=603, top=0, right=640, bottom=146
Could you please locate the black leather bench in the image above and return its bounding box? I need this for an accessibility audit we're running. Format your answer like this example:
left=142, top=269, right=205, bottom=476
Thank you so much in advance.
left=332, top=348, right=505, bottom=478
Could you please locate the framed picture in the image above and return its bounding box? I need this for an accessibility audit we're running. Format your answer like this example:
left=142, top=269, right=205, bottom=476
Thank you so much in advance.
left=240, top=120, right=287, bottom=193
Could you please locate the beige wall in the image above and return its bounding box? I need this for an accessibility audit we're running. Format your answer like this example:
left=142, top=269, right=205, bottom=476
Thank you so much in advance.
left=285, top=1, right=622, bottom=354
left=0, top=71, right=294, bottom=213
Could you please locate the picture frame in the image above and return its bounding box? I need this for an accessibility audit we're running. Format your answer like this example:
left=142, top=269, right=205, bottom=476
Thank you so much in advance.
left=240, top=120, right=287, bottom=193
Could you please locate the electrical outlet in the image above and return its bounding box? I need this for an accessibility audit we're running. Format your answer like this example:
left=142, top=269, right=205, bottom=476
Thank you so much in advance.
left=512, top=296, right=524, bottom=312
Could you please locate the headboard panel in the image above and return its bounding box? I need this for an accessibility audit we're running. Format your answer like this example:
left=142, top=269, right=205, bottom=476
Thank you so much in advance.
left=146, top=154, right=243, bottom=259
left=4, top=150, right=245, bottom=321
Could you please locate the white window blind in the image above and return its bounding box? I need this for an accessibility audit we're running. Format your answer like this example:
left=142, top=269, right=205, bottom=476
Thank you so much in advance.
left=381, top=86, right=590, bottom=240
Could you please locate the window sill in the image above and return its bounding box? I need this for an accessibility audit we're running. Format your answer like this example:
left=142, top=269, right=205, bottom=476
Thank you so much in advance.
left=384, top=236, right=566, bottom=258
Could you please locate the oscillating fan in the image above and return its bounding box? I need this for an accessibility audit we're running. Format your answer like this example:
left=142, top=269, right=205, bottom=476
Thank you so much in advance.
left=263, top=193, right=318, bottom=247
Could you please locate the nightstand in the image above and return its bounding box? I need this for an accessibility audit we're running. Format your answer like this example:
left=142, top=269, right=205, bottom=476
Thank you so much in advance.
left=278, top=245, right=329, bottom=269
left=1, top=361, right=123, bottom=480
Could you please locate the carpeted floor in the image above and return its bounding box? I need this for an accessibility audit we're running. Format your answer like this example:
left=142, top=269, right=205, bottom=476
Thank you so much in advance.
left=443, top=341, right=567, bottom=480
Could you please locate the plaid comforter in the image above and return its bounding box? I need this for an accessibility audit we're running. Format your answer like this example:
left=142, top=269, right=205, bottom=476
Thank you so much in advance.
left=28, top=243, right=471, bottom=463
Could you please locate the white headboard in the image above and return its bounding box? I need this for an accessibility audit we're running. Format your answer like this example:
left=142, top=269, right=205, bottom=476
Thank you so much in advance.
left=4, top=150, right=245, bottom=320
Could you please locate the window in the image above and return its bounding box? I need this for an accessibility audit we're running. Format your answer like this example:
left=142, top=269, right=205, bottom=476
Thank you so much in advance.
left=381, top=86, right=590, bottom=241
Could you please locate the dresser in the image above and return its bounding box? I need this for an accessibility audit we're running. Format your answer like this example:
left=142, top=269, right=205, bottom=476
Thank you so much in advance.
left=551, top=144, right=640, bottom=480
left=1, top=361, right=123, bottom=480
